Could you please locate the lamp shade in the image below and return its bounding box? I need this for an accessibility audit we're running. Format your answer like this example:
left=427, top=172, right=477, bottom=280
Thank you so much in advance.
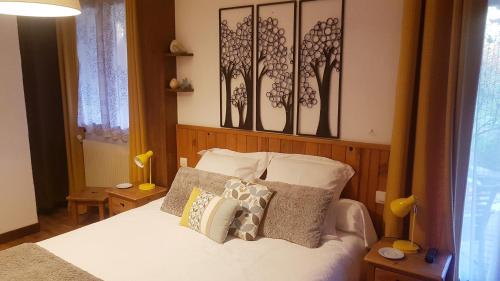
left=134, top=151, right=153, bottom=168
left=390, top=195, right=416, bottom=218
left=0, top=0, right=81, bottom=17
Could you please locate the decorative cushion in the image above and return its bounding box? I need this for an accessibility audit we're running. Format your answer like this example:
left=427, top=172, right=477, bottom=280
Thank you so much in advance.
left=180, top=187, right=239, bottom=243
left=255, top=179, right=334, bottom=248
left=161, top=167, right=232, bottom=216
left=222, top=179, right=273, bottom=241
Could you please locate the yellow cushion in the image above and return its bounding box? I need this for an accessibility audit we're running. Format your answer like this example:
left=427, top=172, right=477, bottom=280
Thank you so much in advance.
left=180, top=187, right=202, bottom=227
left=179, top=187, right=239, bottom=243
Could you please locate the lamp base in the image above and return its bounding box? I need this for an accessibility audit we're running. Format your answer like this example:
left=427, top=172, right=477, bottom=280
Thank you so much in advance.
left=393, top=240, right=420, bottom=253
left=139, top=183, right=156, bottom=191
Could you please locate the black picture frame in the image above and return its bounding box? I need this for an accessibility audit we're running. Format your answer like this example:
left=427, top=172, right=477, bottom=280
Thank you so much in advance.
left=255, top=1, right=297, bottom=134
left=219, top=5, right=254, bottom=130
left=297, top=0, right=345, bottom=138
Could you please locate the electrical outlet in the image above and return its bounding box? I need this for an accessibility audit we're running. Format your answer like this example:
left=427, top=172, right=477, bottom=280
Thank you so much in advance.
left=375, top=191, right=386, bottom=204
left=179, top=157, right=188, bottom=167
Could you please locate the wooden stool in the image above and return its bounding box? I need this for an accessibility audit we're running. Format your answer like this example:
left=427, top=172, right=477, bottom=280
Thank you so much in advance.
left=66, top=187, right=108, bottom=225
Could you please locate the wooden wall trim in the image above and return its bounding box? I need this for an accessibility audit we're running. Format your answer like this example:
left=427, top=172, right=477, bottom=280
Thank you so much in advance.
left=176, top=124, right=390, bottom=236
left=0, top=223, right=40, bottom=244
left=178, top=125, right=390, bottom=150
left=138, top=0, right=177, bottom=186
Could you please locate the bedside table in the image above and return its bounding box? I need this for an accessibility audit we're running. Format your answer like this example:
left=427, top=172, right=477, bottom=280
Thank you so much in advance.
left=107, top=186, right=167, bottom=216
left=364, top=238, right=452, bottom=281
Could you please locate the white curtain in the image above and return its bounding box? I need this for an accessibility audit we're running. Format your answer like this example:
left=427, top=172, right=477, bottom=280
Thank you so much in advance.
left=459, top=4, right=500, bottom=281
left=76, top=0, right=129, bottom=143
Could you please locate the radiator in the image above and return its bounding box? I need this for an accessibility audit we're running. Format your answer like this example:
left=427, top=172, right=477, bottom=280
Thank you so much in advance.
left=83, top=139, right=129, bottom=187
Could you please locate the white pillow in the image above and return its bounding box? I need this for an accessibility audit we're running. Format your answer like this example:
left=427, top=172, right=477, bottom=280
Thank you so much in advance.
left=266, top=153, right=355, bottom=201
left=195, top=151, right=259, bottom=180
left=322, top=199, right=378, bottom=248
left=198, top=148, right=271, bottom=179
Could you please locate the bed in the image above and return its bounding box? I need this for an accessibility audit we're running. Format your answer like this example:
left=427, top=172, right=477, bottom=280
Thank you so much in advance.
left=2, top=124, right=388, bottom=281
left=38, top=198, right=367, bottom=281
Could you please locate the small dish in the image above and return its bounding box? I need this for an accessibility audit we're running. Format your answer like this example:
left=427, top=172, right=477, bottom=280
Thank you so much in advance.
left=378, top=247, right=405, bottom=260
left=116, top=183, right=133, bottom=189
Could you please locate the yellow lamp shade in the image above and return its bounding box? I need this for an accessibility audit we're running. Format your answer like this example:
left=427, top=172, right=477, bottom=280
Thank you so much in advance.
left=390, top=195, right=416, bottom=218
left=0, top=0, right=81, bottom=17
left=134, top=150, right=153, bottom=168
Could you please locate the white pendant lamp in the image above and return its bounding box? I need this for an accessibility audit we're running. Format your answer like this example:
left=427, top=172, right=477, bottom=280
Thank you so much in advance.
left=0, top=0, right=81, bottom=17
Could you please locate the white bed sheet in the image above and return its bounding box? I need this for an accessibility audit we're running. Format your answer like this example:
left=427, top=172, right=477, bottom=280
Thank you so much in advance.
left=38, top=199, right=367, bottom=281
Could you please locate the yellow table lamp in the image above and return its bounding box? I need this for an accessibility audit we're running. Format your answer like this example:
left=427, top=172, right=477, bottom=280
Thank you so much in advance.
left=134, top=151, right=156, bottom=191
left=390, top=195, right=420, bottom=253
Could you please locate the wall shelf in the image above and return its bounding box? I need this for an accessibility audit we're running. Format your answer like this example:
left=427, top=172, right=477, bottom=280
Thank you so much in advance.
left=164, top=50, right=193, bottom=94
left=164, top=52, right=193, bottom=57
left=165, top=87, right=194, bottom=93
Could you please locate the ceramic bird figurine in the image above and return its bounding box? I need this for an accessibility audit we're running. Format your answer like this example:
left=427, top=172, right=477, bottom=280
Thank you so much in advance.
left=180, top=78, right=190, bottom=89
left=169, top=78, right=179, bottom=89
left=170, top=40, right=187, bottom=54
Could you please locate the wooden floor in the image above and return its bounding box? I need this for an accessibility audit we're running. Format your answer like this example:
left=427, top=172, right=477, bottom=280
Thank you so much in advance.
left=0, top=207, right=101, bottom=251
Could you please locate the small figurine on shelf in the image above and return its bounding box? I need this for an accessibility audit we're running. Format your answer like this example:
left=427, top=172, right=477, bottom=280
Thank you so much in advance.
left=169, top=40, right=187, bottom=55
left=180, top=78, right=191, bottom=90
left=169, top=78, right=179, bottom=89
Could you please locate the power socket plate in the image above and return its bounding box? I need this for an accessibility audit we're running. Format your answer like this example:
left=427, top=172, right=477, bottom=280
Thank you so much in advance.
left=375, top=191, right=386, bottom=204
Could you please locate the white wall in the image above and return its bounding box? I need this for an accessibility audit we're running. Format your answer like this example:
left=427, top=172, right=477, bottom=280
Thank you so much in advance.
left=0, top=15, right=38, bottom=234
left=175, top=0, right=403, bottom=144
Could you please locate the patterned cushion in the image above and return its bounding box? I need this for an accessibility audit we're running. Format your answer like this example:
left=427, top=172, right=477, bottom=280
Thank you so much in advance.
left=222, top=179, right=273, bottom=241
left=161, top=167, right=232, bottom=217
left=180, top=187, right=239, bottom=243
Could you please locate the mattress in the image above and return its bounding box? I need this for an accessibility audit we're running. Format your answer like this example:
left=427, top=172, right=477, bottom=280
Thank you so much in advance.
left=38, top=199, right=367, bottom=281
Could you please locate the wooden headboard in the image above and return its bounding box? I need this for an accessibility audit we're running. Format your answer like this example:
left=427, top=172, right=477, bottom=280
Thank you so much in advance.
left=176, top=124, right=390, bottom=235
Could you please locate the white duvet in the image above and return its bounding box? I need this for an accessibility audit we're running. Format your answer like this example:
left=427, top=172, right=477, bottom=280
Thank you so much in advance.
left=38, top=199, right=367, bottom=281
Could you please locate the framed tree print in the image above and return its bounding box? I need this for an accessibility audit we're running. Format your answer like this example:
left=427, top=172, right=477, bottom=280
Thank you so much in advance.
left=256, top=1, right=296, bottom=134
left=219, top=5, right=254, bottom=130
left=297, top=0, right=344, bottom=138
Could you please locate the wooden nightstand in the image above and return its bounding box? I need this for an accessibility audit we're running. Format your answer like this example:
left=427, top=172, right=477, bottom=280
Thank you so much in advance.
left=364, top=238, right=452, bottom=281
left=107, top=186, right=167, bottom=216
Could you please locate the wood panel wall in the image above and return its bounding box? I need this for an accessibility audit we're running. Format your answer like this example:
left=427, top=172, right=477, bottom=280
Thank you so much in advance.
left=176, top=124, right=390, bottom=235
left=137, top=0, right=178, bottom=186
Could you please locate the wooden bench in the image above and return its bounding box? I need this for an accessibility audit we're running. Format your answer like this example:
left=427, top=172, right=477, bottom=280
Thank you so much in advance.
left=66, top=187, right=108, bottom=225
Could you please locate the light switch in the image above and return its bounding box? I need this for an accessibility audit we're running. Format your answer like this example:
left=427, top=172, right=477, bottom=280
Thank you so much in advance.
left=180, top=157, right=188, bottom=167
left=375, top=191, right=386, bottom=204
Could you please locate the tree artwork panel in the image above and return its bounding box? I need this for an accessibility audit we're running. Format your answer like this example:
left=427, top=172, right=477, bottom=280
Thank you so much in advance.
left=256, top=1, right=296, bottom=134
left=297, top=0, right=344, bottom=138
left=232, top=83, right=248, bottom=128
left=219, top=6, right=254, bottom=130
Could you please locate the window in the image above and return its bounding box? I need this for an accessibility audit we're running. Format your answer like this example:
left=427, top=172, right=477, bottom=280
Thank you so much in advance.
left=459, top=3, right=500, bottom=281
left=76, top=0, right=128, bottom=141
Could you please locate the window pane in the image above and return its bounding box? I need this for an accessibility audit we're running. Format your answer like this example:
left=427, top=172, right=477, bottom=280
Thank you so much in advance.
left=76, top=0, right=129, bottom=132
left=76, top=3, right=100, bottom=126
left=459, top=4, right=500, bottom=281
